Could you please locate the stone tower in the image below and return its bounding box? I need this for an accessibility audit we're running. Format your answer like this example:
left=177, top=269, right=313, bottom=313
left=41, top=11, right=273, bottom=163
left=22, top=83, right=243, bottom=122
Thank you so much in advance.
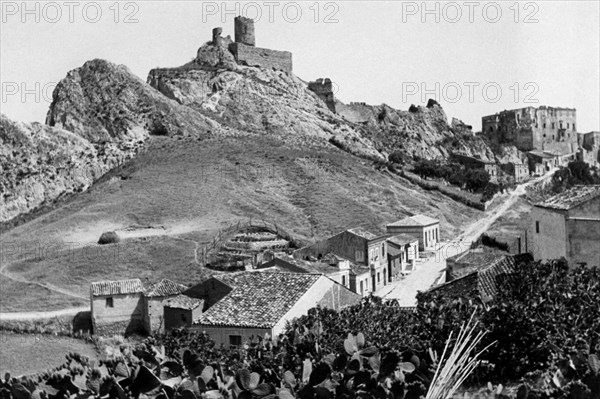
left=234, top=16, right=255, bottom=46
left=212, top=27, right=223, bottom=45
left=308, top=78, right=336, bottom=113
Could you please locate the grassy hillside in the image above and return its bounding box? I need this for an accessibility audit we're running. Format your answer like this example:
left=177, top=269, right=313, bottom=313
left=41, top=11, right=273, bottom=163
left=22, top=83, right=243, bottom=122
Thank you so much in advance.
left=1, top=135, right=482, bottom=312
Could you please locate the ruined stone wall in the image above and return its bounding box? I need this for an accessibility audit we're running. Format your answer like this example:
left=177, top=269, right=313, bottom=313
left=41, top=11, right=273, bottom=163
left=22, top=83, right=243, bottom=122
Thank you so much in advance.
left=483, top=107, right=577, bottom=152
left=228, top=42, right=292, bottom=73
left=308, top=78, right=336, bottom=113
left=234, top=16, right=255, bottom=46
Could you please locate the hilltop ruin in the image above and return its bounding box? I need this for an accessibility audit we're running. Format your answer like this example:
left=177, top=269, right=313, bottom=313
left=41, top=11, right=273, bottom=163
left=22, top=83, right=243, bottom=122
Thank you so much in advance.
left=211, top=16, right=293, bottom=73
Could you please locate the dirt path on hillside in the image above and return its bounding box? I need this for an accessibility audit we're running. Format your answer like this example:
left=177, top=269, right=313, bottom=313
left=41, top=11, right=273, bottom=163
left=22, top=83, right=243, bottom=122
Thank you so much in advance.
left=1, top=171, right=554, bottom=320
left=0, top=306, right=89, bottom=321
left=457, top=169, right=555, bottom=244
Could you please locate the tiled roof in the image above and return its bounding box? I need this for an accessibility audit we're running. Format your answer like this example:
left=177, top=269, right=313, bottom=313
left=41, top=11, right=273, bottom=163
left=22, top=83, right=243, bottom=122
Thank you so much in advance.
left=195, top=272, right=322, bottom=328
left=535, top=185, right=600, bottom=210
left=478, top=256, right=517, bottom=301
left=448, top=250, right=506, bottom=267
left=145, top=279, right=188, bottom=298
left=429, top=254, right=532, bottom=302
left=387, top=234, right=418, bottom=246
left=164, top=294, right=204, bottom=310
left=388, top=214, right=439, bottom=227
left=91, top=279, right=144, bottom=297
left=346, top=228, right=378, bottom=240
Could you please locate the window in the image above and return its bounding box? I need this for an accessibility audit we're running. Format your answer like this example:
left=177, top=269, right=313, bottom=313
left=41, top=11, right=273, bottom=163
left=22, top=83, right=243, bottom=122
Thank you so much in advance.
left=342, top=275, right=346, bottom=286
left=543, top=123, right=546, bottom=128
left=567, top=123, right=570, bottom=129
left=229, top=335, right=242, bottom=347
left=552, top=122, right=555, bottom=129
left=105, top=297, right=114, bottom=308
left=536, top=221, right=540, bottom=234
left=560, top=122, right=563, bottom=129
left=360, top=281, right=364, bottom=294
left=377, top=273, right=380, bottom=283
left=436, top=229, right=439, bottom=241
left=573, top=124, right=576, bottom=131
left=355, top=250, right=364, bottom=262
left=382, top=243, right=385, bottom=257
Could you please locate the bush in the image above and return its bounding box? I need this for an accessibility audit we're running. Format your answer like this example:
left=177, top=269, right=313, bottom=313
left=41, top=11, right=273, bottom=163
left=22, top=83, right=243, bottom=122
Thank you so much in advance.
left=98, top=231, right=120, bottom=245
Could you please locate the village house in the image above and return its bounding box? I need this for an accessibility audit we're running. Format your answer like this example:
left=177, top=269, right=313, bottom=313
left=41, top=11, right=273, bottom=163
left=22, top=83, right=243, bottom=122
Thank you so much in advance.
left=187, top=272, right=360, bottom=346
left=529, top=185, right=600, bottom=268
left=292, top=228, right=389, bottom=295
left=386, top=215, right=440, bottom=251
left=163, top=294, right=204, bottom=330
left=428, top=254, right=532, bottom=303
left=386, top=234, right=419, bottom=277
left=90, top=278, right=188, bottom=335
left=144, top=279, right=187, bottom=333
left=90, top=279, right=145, bottom=335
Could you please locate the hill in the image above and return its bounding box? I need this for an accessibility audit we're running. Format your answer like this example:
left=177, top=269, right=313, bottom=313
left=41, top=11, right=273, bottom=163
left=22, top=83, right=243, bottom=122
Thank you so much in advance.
left=0, top=43, right=498, bottom=312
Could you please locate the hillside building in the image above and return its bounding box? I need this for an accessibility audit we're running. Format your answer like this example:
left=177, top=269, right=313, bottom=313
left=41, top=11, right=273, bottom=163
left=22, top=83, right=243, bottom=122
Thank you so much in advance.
left=482, top=106, right=578, bottom=152
left=212, top=16, right=293, bottom=73
left=189, top=272, right=360, bottom=346
left=529, top=185, right=600, bottom=268
left=292, top=228, right=389, bottom=295
left=386, top=215, right=440, bottom=251
left=90, top=279, right=145, bottom=335
left=451, top=153, right=499, bottom=183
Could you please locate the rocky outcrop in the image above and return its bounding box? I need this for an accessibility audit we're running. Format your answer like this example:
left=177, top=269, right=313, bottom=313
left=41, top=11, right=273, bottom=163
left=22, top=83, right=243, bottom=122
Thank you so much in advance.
left=1, top=59, right=223, bottom=223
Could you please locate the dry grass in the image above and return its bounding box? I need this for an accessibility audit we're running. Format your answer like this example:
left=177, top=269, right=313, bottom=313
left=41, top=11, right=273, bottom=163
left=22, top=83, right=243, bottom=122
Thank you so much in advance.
left=0, top=332, right=97, bottom=376
left=2, top=136, right=483, bottom=311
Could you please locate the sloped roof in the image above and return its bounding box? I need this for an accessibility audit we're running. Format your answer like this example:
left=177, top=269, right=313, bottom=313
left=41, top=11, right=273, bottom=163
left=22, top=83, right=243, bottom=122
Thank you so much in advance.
left=428, top=254, right=531, bottom=301
left=195, top=272, right=322, bottom=328
left=535, top=185, right=600, bottom=211
left=164, top=294, right=204, bottom=310
left=346, top=227, right=378, bottom=240
left=145, top=279, right=188, bottom=298
left=91, top=279, right=144, bottom=297
left=387, top=234, right=419, bottom=247
left=388, top=215, right=439, bottom=227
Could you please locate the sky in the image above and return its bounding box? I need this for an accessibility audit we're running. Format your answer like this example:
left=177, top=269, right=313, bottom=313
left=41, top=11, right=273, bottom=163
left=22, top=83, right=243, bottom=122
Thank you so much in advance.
left=1, top=1, right=599, bottom=132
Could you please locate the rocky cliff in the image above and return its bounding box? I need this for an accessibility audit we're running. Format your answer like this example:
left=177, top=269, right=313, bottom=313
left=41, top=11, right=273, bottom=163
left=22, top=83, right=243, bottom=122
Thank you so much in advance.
left=1, top=43, right=513, bottom=224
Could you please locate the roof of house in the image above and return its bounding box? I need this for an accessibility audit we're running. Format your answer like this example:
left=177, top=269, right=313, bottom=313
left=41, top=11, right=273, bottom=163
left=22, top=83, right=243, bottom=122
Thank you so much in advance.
left=346, top=227, right=378, bottom=240
left=164, top=294, right=204, bottom=310
left=195, top=272, right=323, bottom=328
left=387, top=234, right=419, bottom=247
left=145, top=279, right=188, bottom=298
left=428, top=254, right=531, bottom=301
left=388, top=214, right=439, bottom=227
left=535, top=185, right=600, bottom=210
left=91, top=279, right=144, bottom=297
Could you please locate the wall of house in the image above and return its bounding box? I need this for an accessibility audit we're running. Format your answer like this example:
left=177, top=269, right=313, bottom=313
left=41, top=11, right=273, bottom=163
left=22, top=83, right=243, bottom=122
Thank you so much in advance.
left=164, top=306, right=202, bottom=330
left=530, top=207, right=567, bottom=261
left=145, top=297, right=167, bottom=334
left=387, top=225, right=439, bottom=251
left=272, top=276, right=360, bottom=335
left=91, top=293, right=145, bottom=335
left=566, top=219, right=600, bottom=268
left=229, top=42, right=292, bottom=73
left=193, top=325, right=271, bottom=347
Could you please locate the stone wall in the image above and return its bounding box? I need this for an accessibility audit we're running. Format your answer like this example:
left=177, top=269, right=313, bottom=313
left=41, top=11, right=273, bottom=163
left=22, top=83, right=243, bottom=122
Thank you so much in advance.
left=308, top=78, right=336, bottom=113
left=530, top=207, right=568, bottom=262
left=234, top=16, right=255, bottom=46
left=91, top=293, right=145, bottom=334
left=228, top=42, right=292, bottom=73
left=483, top=106, right=577, bottom=152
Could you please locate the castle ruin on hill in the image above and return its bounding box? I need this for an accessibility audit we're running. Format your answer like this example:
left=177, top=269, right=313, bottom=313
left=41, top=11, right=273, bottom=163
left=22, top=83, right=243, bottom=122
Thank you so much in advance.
left=212, top=16, right=293, bottom=73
